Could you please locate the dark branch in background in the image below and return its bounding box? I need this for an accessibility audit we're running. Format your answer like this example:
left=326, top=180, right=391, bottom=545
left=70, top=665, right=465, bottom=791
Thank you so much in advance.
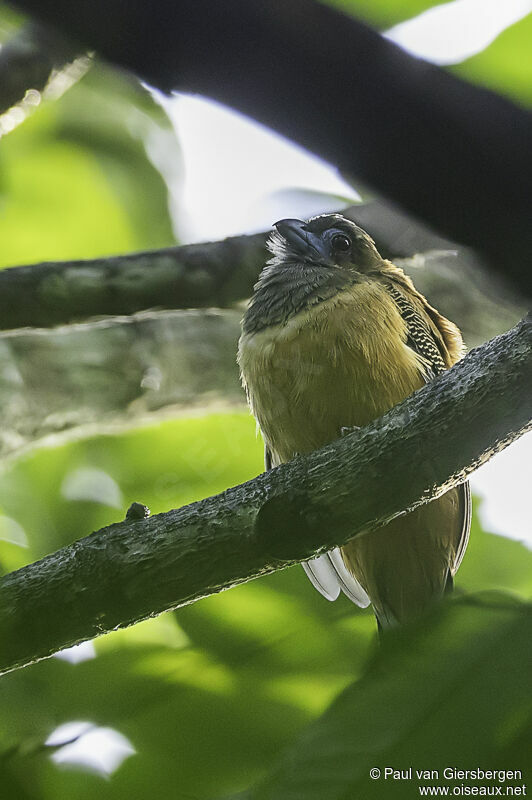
left=9, top=0, right=532, bottom=296
left=0, top=202, right=523, bottom=333
left=0, top=231, right=266, bottom=330
left=0, top=21, right=78, bottom=115
left=0, top=316, right=530, bottom=675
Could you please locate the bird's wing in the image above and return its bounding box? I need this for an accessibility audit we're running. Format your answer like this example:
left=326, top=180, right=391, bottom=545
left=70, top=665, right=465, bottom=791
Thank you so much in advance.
left=385, top=282, right=447, bottom=378
left=378, top=262, right=464, bottom=367
left=385, top=280, right=472, bottom=575
left=265, top=446, right=370, bottom=607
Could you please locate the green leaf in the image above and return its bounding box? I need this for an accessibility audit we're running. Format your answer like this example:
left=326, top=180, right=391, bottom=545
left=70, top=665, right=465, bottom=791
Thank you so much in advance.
left=458, top=509, right=532, bottom=599
left=453, top=13, right=532, bottom=106
left=53, top=63, right=179, bottom=250
left=0, top=413, right=529, bottom=799
left=0, top=132, right=137, bottom=267
left=0, top=413, right=263, bottom=564
left=0, top=62, right=177, bottom=269
left=249, top=593, right=532, bottom=800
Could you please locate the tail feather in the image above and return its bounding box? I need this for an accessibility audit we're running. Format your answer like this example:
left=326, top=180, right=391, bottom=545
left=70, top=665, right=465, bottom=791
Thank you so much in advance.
left=302, top=549, right=370, bottom=608
left=302, top=556, right=340, bottom=601
left=327, top=549, right=370, bottom=607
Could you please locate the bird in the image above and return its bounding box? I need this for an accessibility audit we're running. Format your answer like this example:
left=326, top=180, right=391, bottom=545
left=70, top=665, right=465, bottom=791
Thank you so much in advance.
left=237, top=213, right=470, bottom=629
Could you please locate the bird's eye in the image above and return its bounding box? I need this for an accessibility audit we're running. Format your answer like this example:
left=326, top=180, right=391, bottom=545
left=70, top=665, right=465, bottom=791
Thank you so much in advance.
left=331, top=234, right=351, bottom=252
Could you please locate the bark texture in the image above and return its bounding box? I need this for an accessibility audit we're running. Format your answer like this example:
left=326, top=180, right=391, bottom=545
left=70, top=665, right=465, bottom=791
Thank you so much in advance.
left=0, top=316, right=530, bottom=675
left=0, top=232, right=266, bottom=330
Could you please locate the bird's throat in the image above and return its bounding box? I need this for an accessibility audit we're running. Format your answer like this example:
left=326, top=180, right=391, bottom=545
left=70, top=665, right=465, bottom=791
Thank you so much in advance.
left=242, top=260, right=356, bottom=334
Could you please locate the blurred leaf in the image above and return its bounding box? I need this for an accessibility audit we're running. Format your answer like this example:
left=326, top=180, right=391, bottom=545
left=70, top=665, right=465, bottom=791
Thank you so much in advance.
left=0, top=580, right=374, bottom=799
left=454, top=13, right=532, bottom=106
left=53, top=63, right=179, bottom=249
left=0, top=132, right=136, bottom=266
left=248, top=593, right=532, bottom=800
left=458, top=508, right=532, bottom=598
left=0, top=412, right=376, bottom=799
left=0, top=413, right=530, bottom=799
left=0, top=62, right=177, bottom=268
left=0, top=3, right=25, bottom=37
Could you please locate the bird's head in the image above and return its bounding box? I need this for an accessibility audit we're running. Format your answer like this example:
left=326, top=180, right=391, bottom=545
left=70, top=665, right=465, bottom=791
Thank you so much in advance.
left=268, top=214, right=382, bottom=273
left=242, top=214, right=384, bottom=334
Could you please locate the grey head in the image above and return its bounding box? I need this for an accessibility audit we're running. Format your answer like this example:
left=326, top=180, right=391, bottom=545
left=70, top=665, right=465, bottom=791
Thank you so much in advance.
left=242, top=214, right=383, bottom=334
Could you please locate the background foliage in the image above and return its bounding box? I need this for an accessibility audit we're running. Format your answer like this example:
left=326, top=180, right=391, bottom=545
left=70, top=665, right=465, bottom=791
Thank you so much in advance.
left=0, top=0, right=530, bottom=798
left=0, top=415, right=530, bottom=799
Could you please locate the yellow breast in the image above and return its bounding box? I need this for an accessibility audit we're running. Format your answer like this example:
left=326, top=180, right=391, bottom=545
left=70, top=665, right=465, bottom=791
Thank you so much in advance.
left=238, top=281, right=427, bottom=464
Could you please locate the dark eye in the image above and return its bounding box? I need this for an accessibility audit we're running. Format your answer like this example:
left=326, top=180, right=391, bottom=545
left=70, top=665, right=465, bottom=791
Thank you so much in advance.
left=331, top=234, right=351, bottom=253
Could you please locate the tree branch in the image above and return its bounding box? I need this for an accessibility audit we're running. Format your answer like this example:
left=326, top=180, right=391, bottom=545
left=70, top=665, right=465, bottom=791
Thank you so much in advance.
left=10, top=0, right=532, bottom=295
left=0, top=308, right=243, bottom=459
left=0, top=316, right=530, bottom=675
left=0, top=231, right=266, bottom=330
left=0, top=202, right=523, bottom=333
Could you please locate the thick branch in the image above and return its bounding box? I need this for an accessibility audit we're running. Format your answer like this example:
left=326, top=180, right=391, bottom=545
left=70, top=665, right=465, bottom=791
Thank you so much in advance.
left=10, top=0, right=532, bottom=294
left=0, top=316, right=530, bottom=675
left=0, top=232, right=266, bottom=330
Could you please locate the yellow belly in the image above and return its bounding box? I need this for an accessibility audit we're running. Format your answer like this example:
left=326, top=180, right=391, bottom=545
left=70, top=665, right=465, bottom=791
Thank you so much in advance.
left=238, top=280, right=464, bottom=624
left=238, top=281, right=426, bottom=462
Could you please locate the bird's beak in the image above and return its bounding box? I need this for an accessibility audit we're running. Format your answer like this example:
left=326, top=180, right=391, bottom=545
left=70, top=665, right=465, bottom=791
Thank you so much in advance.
left=274, top=219, right=328, bottom=261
